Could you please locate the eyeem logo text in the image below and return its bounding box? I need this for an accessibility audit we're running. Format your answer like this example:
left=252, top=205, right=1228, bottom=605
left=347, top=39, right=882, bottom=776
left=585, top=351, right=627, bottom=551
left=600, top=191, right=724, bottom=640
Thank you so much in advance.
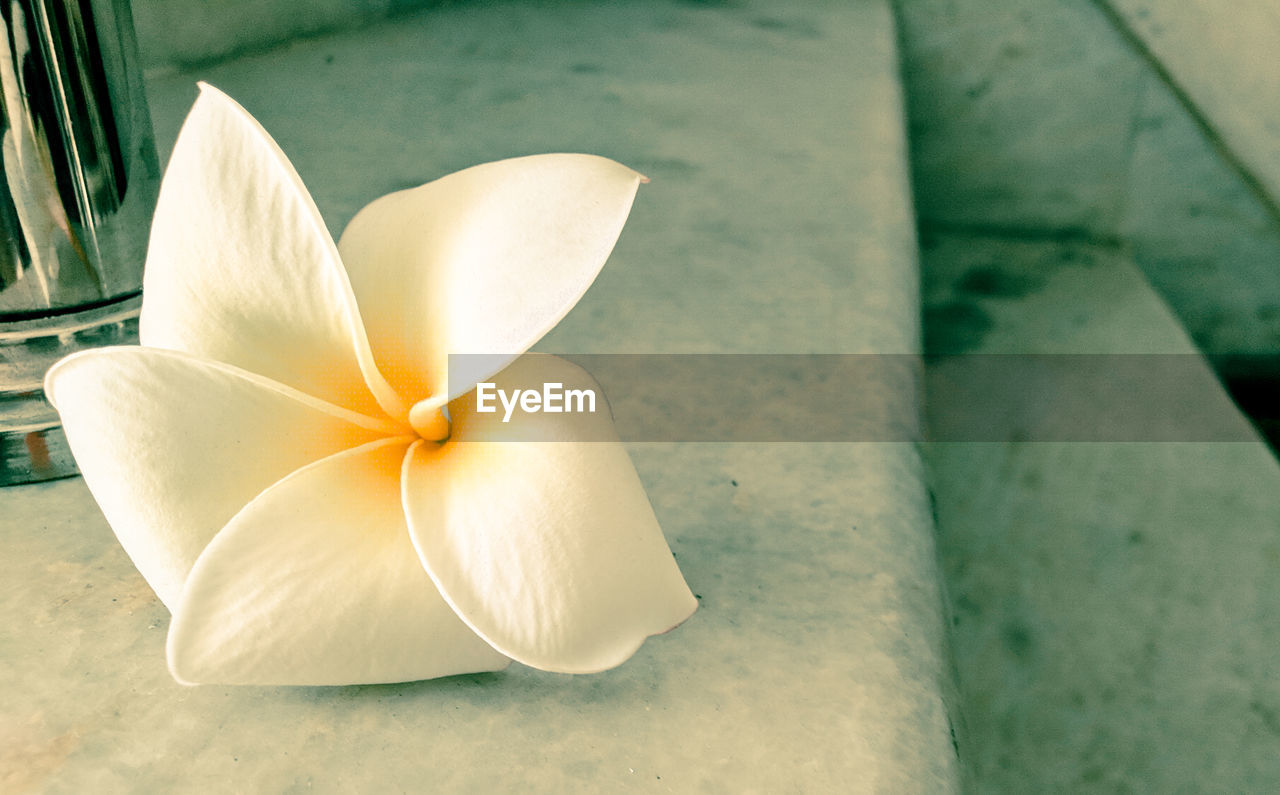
left=474, top=382, right=598, bottom=423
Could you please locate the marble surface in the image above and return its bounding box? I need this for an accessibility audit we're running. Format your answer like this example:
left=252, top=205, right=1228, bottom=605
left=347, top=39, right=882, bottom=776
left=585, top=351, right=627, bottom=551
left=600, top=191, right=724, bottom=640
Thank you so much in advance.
left=895, top=3, right=1280, bottom=785
left=1108, top=0, right=1280, bottom=216
left=895, top=0, right=1280, bottom=355
left=1, top=2, right=959, bottom=791
left=922, top=233, right=1280, bottom=790
left=894, top=0, right=1143, bottom=234
left=132, top=0, right=406, bottom=72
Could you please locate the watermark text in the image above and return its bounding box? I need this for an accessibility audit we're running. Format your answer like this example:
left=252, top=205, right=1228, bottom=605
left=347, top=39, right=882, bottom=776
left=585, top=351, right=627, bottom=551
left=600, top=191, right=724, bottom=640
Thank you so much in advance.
left=474, top=381, right=598, bottom=423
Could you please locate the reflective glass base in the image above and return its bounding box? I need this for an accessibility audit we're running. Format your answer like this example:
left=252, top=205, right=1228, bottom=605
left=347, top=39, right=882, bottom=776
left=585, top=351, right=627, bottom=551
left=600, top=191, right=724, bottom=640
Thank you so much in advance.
left=0, top=295, right=139, bottom=484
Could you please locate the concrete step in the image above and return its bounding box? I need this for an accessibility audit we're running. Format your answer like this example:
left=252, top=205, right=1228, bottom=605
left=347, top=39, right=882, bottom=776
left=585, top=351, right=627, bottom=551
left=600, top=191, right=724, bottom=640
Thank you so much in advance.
left=1103, top=0, right=1280, bottom=221
left=922, top=231, right=1280, bottom=790
left=2, top=2, right=960, bottom=791
left=897, top=4, right=1280, bottom=783
left=896, top=0, right=1280, bottom=358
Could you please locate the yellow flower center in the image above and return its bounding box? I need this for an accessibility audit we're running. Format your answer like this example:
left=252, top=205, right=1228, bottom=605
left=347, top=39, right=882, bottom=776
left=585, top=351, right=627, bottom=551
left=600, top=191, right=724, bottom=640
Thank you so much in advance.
left=408, top=402, right=450, bottom=442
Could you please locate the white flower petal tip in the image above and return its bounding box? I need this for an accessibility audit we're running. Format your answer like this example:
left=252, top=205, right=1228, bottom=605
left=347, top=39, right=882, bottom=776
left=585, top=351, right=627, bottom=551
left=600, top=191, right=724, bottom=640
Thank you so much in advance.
left=49, top=85, right=688, bottom=686
left=403, top=356, right=697, bottom=675
left=140, top=82, right=404, bottom=421
left=337, top=152, right=646, bottom=403
left=44, top=346, right=393, bottom=610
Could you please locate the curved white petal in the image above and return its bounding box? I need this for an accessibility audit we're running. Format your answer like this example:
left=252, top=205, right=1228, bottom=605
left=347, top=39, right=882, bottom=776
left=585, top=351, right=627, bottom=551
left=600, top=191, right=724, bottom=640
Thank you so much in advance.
left=337, top=154, right=644, bottom=406
left=401, top=356, right=696, bottom=674
left=168, top=438, right=510, bottom=686
left=45, top=346, right=396, bottom=610
left=140, top=83, right=405, bottom=420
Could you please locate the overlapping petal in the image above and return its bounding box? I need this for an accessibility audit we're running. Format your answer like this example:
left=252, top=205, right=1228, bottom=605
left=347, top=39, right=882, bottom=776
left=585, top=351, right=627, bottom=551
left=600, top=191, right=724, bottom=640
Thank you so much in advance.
left=402, top=356, right=697, bottom=673
left=336, top=153, right=645, bottom=405
left=140, top=84, right=405, bottom=421
left=45, top=347, right=396, bottom=610
left=168, top=439, right=509, bottom=686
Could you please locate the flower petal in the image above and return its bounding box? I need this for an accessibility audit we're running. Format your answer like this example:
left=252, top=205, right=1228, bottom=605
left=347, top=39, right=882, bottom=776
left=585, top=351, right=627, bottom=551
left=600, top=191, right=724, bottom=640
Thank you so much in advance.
left=140, top=83, right=405, bottom=420
left=45, top=346, right=397, bottom=610
left=337, top=154, right=644, bottom=405
left=168, top=438, right=510, bottom=686
left=401, top=356, right=696, bottom=674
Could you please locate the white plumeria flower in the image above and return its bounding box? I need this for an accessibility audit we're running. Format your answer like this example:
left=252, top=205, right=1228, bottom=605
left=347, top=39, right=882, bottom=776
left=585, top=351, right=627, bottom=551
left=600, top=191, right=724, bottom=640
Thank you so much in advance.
left=45, top=84, right=696, bottom=686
